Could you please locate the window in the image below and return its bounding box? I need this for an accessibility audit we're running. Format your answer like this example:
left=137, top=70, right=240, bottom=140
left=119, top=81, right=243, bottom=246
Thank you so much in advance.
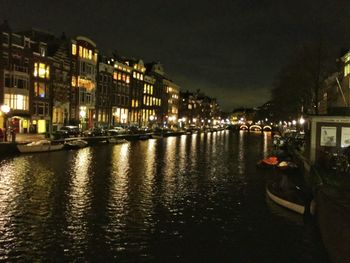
left=13, top=75, right=29, bottom=90
left=40, top=46, right=46, bottom=57
left=34, top=63, right=38, bottom=77
left=345, top=64, right=350, bottom=77
left=79, top=46, right=83, bottom=57
left=4, top=93, right=29, bottom=110
left=34, top=63, right=49, bottom=79
left=34, top=82, right=47, bottom=98
left=72, top=44, right=77, bottom=55
left=39, top=63, right=46, bottom=78
left=94, top=53, right=98, bottom=62
left=4, top=74, right=10, bottom=87
left=2, top=33, right=9, bottom=45
left=33, top=102, right=49, bottom=116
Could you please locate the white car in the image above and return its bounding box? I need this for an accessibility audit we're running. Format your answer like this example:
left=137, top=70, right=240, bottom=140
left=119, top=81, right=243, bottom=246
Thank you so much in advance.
left=108, top=127, right=127, bottom=135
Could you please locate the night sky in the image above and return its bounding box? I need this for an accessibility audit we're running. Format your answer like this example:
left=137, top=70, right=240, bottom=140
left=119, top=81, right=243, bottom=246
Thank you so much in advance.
left=2, top=0, right=350, bottom=111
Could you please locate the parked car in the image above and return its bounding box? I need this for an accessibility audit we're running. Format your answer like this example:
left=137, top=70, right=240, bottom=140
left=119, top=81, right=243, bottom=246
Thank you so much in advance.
left=55, top=126, right=80, bottom=138
left=107, top=126, right=128, bottom=135
left=83, top=127, right=107, bottom=137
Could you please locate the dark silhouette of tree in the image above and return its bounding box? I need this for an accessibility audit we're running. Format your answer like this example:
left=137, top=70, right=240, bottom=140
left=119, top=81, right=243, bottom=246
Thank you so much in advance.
left=271, top=41, right=336, bottom=120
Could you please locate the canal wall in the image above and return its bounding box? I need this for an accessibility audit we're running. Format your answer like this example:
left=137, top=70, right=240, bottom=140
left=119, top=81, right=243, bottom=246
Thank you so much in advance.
left=292, top=149, right=350, bottom=263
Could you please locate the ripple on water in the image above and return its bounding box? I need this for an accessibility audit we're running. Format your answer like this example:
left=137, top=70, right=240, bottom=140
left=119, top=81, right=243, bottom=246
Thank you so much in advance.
left=0, top=132, right=328, bottom=262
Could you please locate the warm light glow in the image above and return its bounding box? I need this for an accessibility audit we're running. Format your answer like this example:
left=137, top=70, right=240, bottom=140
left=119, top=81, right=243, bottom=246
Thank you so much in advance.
left=299, top=117, right=305, bottom=125
left=72, top=44, right=77, bottom=55
left=79, top=106, right=86, bottom=118
left=1, top=104, right=10, bottom=114
left=37, top=119, right=46, bottom=133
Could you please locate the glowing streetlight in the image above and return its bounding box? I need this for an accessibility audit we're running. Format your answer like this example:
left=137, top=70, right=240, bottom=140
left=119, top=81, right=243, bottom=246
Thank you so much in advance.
left=1, top=105, right=10, bottom=142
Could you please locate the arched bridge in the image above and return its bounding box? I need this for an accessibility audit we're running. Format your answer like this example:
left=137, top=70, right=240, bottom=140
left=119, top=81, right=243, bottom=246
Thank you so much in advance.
left=239, top=124, right=272, bottom=131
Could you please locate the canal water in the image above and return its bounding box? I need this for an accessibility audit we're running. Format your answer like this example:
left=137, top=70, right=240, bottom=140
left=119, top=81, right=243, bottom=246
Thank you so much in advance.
left=0, top=131, right=328, bottom=262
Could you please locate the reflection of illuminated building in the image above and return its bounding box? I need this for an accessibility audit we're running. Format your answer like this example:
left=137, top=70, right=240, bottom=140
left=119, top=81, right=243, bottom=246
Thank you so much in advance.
left=71, top=36, right=98, bottom=130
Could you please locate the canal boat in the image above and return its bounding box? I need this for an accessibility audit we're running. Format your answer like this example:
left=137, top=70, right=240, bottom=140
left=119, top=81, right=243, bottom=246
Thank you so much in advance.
left=17, top=140, right=64, bottom=153
left=64, top=139, right=88, bottom=149
left=256, top=156, right=279, bottom=168
left=277, top=161, right=298, bottom=170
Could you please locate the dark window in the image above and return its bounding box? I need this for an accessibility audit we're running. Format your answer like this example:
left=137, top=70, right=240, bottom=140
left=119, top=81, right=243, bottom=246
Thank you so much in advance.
left=4, top=74, right=10, bottom=87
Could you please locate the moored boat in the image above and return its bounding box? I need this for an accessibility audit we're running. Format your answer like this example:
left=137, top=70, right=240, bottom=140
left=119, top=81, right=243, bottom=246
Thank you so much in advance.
left=17, top=140, right=64, bottom=153
left=257, top=156, right=279, bottom=168
left=64, top=139, right=88, bottom=149
left=108, top=137, right=128, bottom=144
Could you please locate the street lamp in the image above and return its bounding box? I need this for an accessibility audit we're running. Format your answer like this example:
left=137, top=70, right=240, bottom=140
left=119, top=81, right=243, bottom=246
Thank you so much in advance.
left=1, top=105, right=10, bottom=142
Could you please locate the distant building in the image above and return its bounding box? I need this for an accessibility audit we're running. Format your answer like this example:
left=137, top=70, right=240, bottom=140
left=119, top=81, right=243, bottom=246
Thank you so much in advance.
left=19, top=29, right=72, bottom=131
left=142, top=75, right=161, bottom=127
left=111, top=59, right=131, bottom=126
left=0, top=21, right=32, bottom=133
left=146, top=62, right=180, bottom=127
left=96, top=56, right=113, bottom=127
left=70, top=36, right=98, bottom=129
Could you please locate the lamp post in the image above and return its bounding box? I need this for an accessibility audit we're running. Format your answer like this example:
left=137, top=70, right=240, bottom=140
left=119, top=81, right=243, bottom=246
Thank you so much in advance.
left=149, top=115, right=155, bottom=129
left=79, top=106, right=87, bottom=131
left=1, top=105, right=10, bottom=142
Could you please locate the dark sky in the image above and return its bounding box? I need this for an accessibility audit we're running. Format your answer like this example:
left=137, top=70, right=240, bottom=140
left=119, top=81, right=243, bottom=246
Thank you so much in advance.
left=2, top=0, right=350, bottom=111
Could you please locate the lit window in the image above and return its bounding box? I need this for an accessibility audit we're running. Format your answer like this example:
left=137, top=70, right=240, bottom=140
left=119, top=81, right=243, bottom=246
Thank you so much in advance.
left=89, top=50, right=92, bottom=60
left=34, top=63, right=38, bottom=77
left=79, top=46, right=83, bottom=57
left=46, top=65, right=50, bottom=79
left=113, top=72, right=118, bottom=80
left=38, top=63, right=46, bottom=78
left=94, top=53, right=98, bottom=62
left=345, top=64, right=350, bottom=77
left=126, top=76, right=130, bottom=84
left=34, top=82, right=46, bottom=98
left=4, top=93, right=29, bottom=111
left=72, top=44, right=77, bottom=55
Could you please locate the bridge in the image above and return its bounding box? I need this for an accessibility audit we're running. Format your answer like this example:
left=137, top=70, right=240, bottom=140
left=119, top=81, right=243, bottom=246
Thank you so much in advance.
left=239, top=124, right=272, bottom=131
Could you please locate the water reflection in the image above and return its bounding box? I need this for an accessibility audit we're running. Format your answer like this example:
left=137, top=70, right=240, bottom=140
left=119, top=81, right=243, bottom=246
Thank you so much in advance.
left=65, top=148, right=93, bottom=253
left=0, top=132, right=327, bottom=262
left=237, top=130, right=245, bottom=175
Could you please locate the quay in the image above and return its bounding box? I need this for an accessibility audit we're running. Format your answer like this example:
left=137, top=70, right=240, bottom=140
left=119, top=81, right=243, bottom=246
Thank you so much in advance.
left=264, top=118, right=350, bottom=263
